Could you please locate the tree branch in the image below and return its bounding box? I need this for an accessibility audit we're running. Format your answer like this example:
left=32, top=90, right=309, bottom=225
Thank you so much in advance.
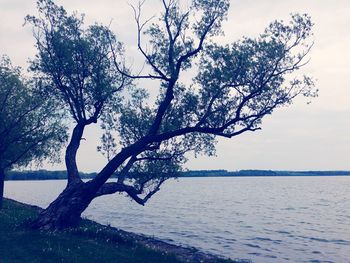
left=95, top=178, right=165, bottom=206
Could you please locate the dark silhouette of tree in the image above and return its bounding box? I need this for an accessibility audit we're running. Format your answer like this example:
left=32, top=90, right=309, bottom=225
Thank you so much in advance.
left=27, top=0, right=316, bottom=229
left=0, top=55, right=66, bottom=209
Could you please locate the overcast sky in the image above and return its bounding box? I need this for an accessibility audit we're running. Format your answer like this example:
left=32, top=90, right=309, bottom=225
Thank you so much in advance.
left=1, top=0, right=349, bottom=172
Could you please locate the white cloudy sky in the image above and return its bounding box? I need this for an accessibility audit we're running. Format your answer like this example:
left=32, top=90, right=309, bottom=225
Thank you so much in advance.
left=1, top=0, right=349, bottom=172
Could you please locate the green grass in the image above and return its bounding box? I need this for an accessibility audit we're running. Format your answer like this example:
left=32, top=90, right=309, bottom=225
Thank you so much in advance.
left=0, top=199, right=184, bottom=263
left=0, top=199, right=239, bottom=263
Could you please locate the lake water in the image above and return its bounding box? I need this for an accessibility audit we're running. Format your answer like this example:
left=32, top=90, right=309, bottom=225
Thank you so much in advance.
left=4, top=176, right=350, bottom=263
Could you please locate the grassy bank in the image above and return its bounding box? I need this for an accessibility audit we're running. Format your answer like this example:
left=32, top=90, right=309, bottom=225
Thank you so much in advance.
left=0, top=199, right=242, bottom=263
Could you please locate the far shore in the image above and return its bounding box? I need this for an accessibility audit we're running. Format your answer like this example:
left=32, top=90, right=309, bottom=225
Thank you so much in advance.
left=5, top=169, right=350, bottom=181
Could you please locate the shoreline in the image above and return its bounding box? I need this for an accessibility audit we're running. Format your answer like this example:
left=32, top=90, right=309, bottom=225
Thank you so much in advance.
left=6, top=169, right=350, bottom=181
left=5, top=174, right=350, bottom=182
left=3, top=198, right=245, bottom=263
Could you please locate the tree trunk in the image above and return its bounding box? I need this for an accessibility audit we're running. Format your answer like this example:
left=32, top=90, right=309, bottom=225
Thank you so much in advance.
left=0, top=168, right=5, bottom=210
left=30, top=137, right=144, bottom=229
left=30, top=182, right=95, bottom=230
left=66, top=123, right=85, bottom=185
left=29, top=122, right=90, bottom=229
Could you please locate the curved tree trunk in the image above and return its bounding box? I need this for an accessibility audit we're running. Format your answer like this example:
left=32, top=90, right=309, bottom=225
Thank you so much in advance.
left=30, top=182, right=95, bottom=230
left=65, top=123, right=85, bottom=186
left=30, top=122, right=90, bottom=229
left=30, top=127, right=146, bottom=230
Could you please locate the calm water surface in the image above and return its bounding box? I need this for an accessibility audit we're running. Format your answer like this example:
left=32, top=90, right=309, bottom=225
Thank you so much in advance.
left=5, top=176, right=350, bottom=263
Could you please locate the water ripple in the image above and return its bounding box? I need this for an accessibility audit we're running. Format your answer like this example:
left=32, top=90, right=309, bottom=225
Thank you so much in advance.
left=5, top=176, right=350, bottom=263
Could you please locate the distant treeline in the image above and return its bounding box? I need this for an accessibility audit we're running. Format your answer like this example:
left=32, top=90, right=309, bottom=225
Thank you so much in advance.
left=6, top=170, right=97, bottom=181
left=182, top=169, right=350, bottom=177
left=5, top=169, right=350, bottom=181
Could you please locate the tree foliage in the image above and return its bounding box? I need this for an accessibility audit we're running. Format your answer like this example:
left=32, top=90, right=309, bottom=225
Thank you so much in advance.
left=96, top=1, right=316, bottom=202
left=0, top=55, right=67, bottom=208
left=26, top=2, right=126, bottom=124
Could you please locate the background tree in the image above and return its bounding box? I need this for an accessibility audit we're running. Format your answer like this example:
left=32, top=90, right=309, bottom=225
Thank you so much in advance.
left=0, top=55, right=66, bottom=209
left=28, top=0, right=316, bottom=230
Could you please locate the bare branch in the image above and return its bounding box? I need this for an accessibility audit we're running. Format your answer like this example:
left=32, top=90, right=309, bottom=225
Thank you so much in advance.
left=109, top=39, right=166, bottom=80
left=130, top=1, right=169, bottom=80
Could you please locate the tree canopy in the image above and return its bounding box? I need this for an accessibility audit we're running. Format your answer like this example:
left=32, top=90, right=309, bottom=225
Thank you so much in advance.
left=26, top=0, right=317, bottom=229
left=0, top=55, right=67, bottom=208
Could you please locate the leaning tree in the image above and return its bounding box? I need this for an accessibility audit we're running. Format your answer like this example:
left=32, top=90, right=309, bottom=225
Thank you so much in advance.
left=0, top=55, right=66, bottom=209
left=27, top=0, right=316, bottom=229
